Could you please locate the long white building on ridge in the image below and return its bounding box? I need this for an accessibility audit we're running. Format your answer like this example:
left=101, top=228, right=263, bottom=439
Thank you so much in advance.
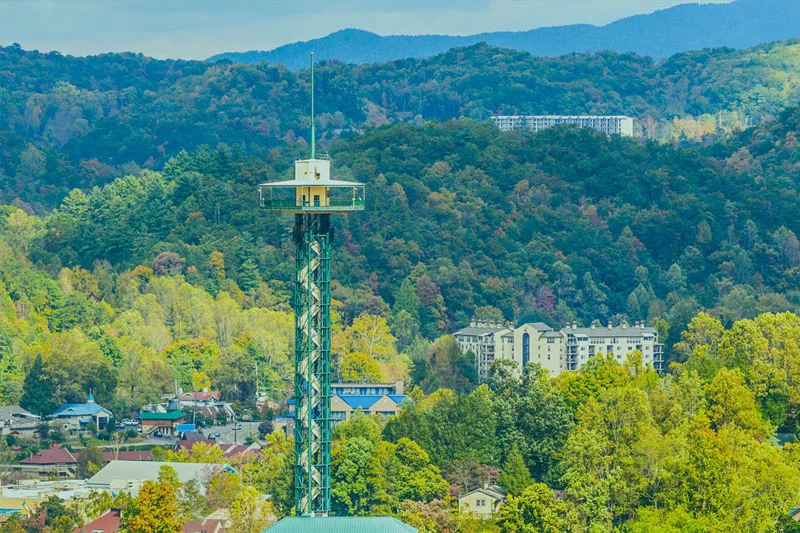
left=491, top=115, right=634, bottom=137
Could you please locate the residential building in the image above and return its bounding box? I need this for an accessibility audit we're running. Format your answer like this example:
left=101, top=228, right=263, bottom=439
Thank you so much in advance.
left=330, top=395, right=407, bottom=423
left=138, top=410, right=185, bottom=437
left=87, top=460, right=236, bottom=496
left=101, top=450, right=152, bottom=462
left=458, top=484, right=507, bottom=517
left=563, top=321, right=663, bottom=371
left=183, top=517, right=227, bottom=533
left=491, top=115, right=634, bottom=136
left=19, top=444, right=78, bottom=478
left=332, top=380, right=404, bottom=396
left=178, top=392, right=235, bottom=424
left=178, top=391, right=221, bottom=406
left=514, top=322, right=564, bottom=376
left=74, top=508, right=122, bottom=533
left=453, top=322, right=514, bottom=380
left=0, top=406, right=39, bottom=435
left=174, top=440, right=261, bottom=459
left=48, top=393, right=113, bottom=431
left=0, top=479, right=96, bottom=515
left=454, top=320, right=664, bottom=379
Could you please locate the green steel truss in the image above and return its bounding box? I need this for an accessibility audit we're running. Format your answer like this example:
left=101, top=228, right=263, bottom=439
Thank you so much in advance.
left=293, top=214, right=332, bottom=516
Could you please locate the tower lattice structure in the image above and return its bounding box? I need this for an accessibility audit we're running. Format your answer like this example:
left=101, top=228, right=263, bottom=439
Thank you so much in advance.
left=259, top=54, right=365, bottom=516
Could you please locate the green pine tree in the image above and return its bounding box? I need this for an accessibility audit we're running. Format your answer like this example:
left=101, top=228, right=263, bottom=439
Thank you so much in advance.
left=499, top=445, right=534, bottom=496
left=238, top=258, right=262, bottom=293
left=394, top=278, right=421, bottom=323
left=21, top=353, right=55, bottom=416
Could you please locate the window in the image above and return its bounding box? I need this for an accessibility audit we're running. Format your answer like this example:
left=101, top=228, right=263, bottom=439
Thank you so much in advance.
left=313, top=194, right=320, bottom=206
left=522, top=332, right=530, bottom=366
left=547, top=338, right=555, bottom=344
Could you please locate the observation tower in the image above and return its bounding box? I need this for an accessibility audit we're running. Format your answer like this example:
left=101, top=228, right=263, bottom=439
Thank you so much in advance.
left=259, top=54, right=365, bottom=517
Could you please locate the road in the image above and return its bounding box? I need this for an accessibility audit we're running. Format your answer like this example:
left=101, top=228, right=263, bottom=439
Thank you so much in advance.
left=204, top=421, right=261, bottom=445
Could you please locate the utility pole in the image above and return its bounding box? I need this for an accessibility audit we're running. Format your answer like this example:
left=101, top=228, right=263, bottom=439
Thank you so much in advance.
left=259, top=53, right=366, bottom=517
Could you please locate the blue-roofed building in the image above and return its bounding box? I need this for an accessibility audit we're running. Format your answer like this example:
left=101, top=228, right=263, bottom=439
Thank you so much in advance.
left=48, top=392, right=113, bottom=431
left=330, top=394, right=408, bottom=423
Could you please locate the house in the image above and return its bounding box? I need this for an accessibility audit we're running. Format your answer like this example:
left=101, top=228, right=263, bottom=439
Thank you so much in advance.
left=48, top=393, right=113, bottom=431
left=74, top=508, right=122, bottom=533
left=0, top=406, right=39, bottom=434
left=174, top=440, right=261, bottom=459
left=101, top=450, right=152, bottom=462
left=178, top=391, right=221, bottom=406
left=330, top=395, right=407, bottom=423
left=139, top=410, right=185, bottom=436
left=183, top=518, right=227, bottom=533
left=178, top=392, right=235, bottom=424
left=183, top=509, right=234, bottom=533
left=87, top=460, right=236, bottom=496
left=459, top=484, right=507, bottom=517
left=19, top=444, right=77, bottom=477
left=265, top=517, right=417, bottom=532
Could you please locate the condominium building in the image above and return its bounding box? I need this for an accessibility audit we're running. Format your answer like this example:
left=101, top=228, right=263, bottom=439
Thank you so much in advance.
left=454, top=320, right=663, bottom=379
left=491, top=115, right=634, bottom=137
left=563, top=322, right=663, bottom=371
left=453, top=322, right=514, bottom=380
left=514, top=322, right=565, bottom=377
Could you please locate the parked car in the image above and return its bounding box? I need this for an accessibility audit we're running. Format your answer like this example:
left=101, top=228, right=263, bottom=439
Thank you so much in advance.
left=209, top=432, right=221, bottom=439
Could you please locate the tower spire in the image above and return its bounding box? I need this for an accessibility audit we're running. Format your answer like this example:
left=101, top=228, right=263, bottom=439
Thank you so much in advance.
left=310, top=52, right=315, bottom=160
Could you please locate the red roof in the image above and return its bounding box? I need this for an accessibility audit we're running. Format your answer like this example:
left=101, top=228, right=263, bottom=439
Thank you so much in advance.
left=176, top=439, right=217, bottom=450
left=102, top=450, right=152, bottom=462
left=175, top=441, right=259, bottom=458
left=179, top=391, right=220, bottom=402
left=74, top=508, right=122, bottom=533
left=21, top=445, right=76, bottom=465
left=223, top=444, right=255, bottom=458
left=182, top=518, right=227, bottom=533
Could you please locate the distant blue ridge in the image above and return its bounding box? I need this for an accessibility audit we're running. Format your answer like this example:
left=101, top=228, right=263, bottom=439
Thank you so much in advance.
left=208, top=0, right=800, bottom=70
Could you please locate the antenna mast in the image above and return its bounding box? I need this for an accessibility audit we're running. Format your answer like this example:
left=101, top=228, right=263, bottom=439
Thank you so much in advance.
left=310, top=52, right=315, bottom=159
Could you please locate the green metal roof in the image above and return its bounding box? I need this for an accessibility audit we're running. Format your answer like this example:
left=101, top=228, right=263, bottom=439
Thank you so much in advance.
left=265, top=517, right=418, bottom=533
left=139, top=410, right=184, bottom=421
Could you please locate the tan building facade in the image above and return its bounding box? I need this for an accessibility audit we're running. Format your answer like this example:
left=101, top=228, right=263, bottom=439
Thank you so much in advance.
left=458, top=485, right=507, bottom=517
left=455, top=321, right=664, bottom=379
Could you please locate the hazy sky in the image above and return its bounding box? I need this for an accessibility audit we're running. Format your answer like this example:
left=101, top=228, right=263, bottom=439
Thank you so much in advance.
left=0, top=0, right=735, bottom=60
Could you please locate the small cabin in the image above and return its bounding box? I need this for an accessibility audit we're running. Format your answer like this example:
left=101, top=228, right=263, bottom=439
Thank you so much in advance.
left=260, top=158, right=365, bottom=214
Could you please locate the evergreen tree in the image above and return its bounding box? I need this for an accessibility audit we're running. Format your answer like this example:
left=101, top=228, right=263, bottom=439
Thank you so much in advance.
left=394, top=278, right=421, bottom=323
left=21, top=354, right=54, bottom=416
left=238, top=258, right=262, bottom=292
left=498, top=445, right=534, bottom=496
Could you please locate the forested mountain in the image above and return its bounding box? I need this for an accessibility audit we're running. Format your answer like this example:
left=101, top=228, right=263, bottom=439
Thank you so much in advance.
left=3, top=38, right=800, bottom=212
left=209, top=0, right=800, bottom=69
left=8, top=103, right=794, bottom=361
left=4, top=29, right=800, bottom=532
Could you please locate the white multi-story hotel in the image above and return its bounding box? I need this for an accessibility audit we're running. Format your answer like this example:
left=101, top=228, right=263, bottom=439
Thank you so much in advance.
left=454, top=320, right=663, bottom=378
left=452, top=322, right=514, bottom=380
left=491, top=115, right=635, bottom=137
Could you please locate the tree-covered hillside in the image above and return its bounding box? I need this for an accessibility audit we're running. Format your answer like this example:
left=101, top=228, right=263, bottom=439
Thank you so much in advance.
left=4, top=39, right=800, bottom=209
left=13, top=105, right=796, bottom=360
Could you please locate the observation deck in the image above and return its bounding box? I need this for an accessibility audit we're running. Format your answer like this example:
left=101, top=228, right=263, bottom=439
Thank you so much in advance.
left=260, top=158, right=365, bottom=214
